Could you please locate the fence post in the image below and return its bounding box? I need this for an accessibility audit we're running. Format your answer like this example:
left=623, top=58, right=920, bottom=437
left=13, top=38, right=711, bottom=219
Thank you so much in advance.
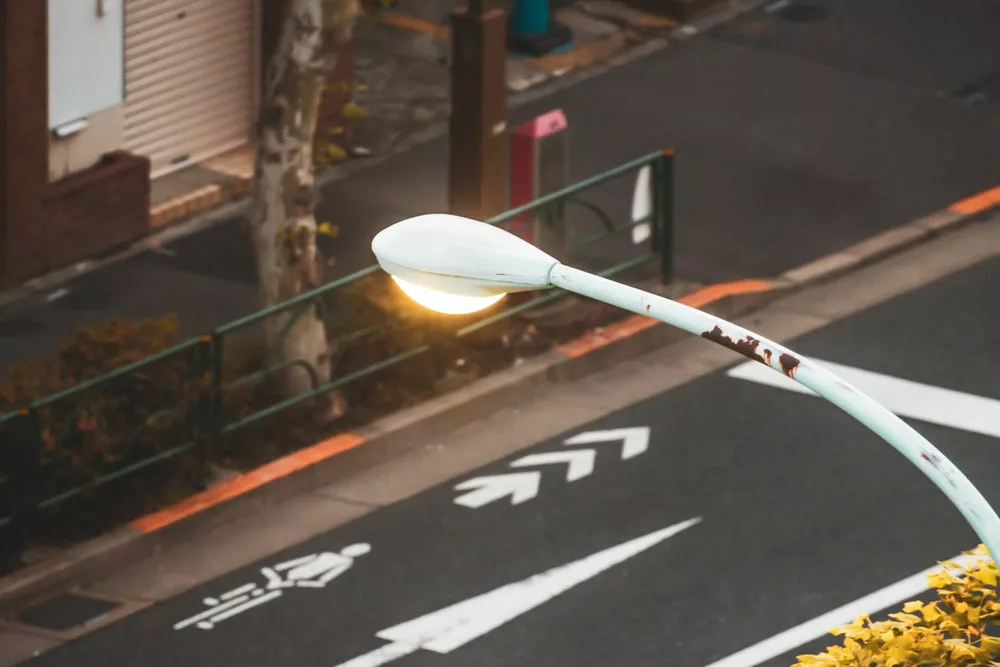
left=0, top=409, right=42, bottom=569
left=192, top=335, right=221, bottom=467
left=210, top=334, right=224, bottom=453
left=654, top=148, right=676, bottom=285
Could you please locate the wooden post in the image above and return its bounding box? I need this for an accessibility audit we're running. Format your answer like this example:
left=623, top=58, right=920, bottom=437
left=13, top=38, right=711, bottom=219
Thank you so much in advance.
left=447, top=1, right=508, bottom=221
left=0, top=0, right=50, bottom=284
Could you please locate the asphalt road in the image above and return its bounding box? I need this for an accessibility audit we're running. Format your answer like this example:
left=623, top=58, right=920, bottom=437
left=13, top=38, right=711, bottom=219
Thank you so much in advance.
left=19, top=241, right=1000, bottom=666
left=1, top=0, right=998, bottom=370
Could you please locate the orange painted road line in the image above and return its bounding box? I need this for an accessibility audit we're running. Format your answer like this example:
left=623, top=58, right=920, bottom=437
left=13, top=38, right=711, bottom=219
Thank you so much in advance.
left=949, top=185, right=1000, bottom=215
left=130, top=433, right=364, bottom=533
left=677, top=278, right=773, bottom=309
left=557, top=280, right=774, bottom=359
left=375, top=11, right=449, bottom=39
left=556, top=314, right=659, bottom=359
left=132, top=281, right=775, bottom=529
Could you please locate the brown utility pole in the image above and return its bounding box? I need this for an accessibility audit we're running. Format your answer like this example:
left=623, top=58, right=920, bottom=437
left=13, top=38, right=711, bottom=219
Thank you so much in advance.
left=447, top=0, right=508, bottom=221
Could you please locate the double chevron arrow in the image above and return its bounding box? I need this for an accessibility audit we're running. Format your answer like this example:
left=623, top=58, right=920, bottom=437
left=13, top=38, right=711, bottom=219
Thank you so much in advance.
left=453, top=427, right=651, bottom=509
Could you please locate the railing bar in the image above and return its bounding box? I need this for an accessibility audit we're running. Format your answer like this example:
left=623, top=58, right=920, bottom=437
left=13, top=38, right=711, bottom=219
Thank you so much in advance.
left=37, top=441, right=198, bottom=509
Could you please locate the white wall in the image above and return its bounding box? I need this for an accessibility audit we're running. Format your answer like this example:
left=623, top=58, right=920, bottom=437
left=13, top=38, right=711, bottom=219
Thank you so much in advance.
left=49, top=106, right=125, bottom=182
left=48, top=0, right=124, bottom=130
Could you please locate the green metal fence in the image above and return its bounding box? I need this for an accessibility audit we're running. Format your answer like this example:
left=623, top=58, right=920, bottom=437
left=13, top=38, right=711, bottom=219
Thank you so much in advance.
left=0, top=149, right=675, bottom=558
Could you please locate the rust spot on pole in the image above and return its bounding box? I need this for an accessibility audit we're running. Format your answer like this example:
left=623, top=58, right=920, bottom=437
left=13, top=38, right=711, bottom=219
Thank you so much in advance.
left=779, top=353, right=800, bottom=377
left=762, top=348, right=773, bottom=366
left=702, top=325, right=766, bottom=364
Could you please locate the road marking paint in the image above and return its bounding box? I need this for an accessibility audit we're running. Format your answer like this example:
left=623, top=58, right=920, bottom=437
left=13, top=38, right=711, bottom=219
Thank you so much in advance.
left=173, top=595, right=252, bottom=630
left=197, top=589, right=283, bottom=630
left=333, top=517, right=702, bottom=667
left=510, top=450, right=596, bottom=482
left=453, top=472, right=541, bottom=508
left=680, top=280, right=773, bottom=309
left=949, top=185, right=1000, bottom=215
left=130, top=432, right=364, bottom=532
left=45, top=288, right=69, bottom=302
left=728, top=359, right=1000, bottom=438
left=220, top=583, right=256, bottom=601
left=702, top=552, right=980, bottom=667
left=176, top=545, right=371, bottom=631
left=454, top=427, right=652, bottom=508
left=564, top=426, right=652, bottom=459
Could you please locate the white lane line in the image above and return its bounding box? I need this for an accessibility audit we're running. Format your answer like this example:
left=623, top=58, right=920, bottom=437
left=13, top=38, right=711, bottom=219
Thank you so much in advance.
left=728, top=359, right=1000, bottom=438
left=703, top=552, right=980, bottom=667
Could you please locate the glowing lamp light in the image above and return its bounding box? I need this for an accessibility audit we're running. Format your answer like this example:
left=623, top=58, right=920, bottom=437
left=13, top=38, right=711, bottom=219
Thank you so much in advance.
left=391, top=275, right=506, bottom=315
left=371, top=213, right=558, bottom=315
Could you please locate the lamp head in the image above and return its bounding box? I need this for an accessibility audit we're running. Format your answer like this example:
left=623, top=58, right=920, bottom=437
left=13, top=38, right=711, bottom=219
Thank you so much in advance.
left=371, top=214, right=558, bottom=314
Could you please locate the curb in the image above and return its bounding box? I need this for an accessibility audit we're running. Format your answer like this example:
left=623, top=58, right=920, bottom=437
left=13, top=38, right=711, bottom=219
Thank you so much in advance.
left=779, top=188, right=1000, bottom=288
left=1, top=186, right=996, bottom=614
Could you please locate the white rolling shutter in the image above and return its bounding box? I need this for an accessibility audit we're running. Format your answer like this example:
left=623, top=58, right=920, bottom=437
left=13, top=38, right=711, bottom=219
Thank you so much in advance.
left=123, top=0, right=254, bottom=177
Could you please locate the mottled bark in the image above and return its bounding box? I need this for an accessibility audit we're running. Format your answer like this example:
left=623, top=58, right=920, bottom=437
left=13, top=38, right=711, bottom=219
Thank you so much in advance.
left=250, top=0, right=359, bottom=417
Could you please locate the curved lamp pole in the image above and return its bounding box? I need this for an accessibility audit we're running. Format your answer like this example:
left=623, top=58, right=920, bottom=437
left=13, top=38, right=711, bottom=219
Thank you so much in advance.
left=372, top=213, right=1000, bottom=558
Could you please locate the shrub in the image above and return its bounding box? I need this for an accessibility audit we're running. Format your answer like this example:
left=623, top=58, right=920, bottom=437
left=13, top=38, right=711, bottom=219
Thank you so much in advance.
left=0, top=279, right=628, bottom=552
left=0, top=315, right=213, bottom=543
left=794, top=545, right=999, bottom=667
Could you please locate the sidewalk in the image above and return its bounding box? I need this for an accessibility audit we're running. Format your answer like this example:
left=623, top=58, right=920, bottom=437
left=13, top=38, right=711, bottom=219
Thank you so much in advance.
left=1, top=0, right=998, bottom=374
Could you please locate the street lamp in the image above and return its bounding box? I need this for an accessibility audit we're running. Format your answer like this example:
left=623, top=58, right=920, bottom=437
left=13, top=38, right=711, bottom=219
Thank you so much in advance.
left=373, top=213, right=1000, bottom=558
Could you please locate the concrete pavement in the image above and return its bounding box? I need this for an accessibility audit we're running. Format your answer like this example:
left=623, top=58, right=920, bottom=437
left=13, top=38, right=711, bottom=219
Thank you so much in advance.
left=4, top=213, right=1000, bottom=666
left=1, top=0, right=997, bottom=371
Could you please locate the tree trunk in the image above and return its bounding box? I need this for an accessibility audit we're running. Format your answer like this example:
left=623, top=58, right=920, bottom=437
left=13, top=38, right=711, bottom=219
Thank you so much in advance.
left=250, top=0, right=359, bottom=419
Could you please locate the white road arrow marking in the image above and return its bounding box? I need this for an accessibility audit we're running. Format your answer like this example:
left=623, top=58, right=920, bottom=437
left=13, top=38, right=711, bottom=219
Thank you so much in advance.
left=563, top=426, right=651, bottom=459
left=702, top=551, right=980, bottom=667
left=453, top=472, right=541, bottom=508
left=333, top=517, right=702, bottom=667
left=510, top=450, right=596, bottom=482
left=728, top=359, right=1000, bottom=438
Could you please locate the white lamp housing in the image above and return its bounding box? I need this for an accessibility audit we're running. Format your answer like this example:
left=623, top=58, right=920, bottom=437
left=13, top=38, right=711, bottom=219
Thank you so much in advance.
left=371, top=214, right=558, bottom=298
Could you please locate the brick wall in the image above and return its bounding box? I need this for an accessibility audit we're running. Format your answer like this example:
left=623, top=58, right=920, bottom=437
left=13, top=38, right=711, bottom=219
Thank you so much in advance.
left=44, top=151, right=151, bottom=269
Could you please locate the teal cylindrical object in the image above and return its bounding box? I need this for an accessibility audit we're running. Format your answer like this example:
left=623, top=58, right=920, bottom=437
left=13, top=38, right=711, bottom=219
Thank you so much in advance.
left=511, top=0, right=551, bottom=36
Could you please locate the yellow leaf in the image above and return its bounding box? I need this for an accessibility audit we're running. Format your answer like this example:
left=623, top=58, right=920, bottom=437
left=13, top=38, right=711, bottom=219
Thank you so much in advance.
left=327, top=125, right=346, bottom=136
left=888, top=612, right=921, bottom=625
left=920, top=603, right=943, bottom=622
left=316, top=222, right=340, bottom=237
left=980, top=635, right=1000, bottom=653
left=326, top=144, right=347, bottom=161
left=902, top=601, right=923, bottom=613
left=886, top=644, right=911, bottom=666
left=342, top=103, right=368, bottom=119
left=971, top=567, right=998, bottom=586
